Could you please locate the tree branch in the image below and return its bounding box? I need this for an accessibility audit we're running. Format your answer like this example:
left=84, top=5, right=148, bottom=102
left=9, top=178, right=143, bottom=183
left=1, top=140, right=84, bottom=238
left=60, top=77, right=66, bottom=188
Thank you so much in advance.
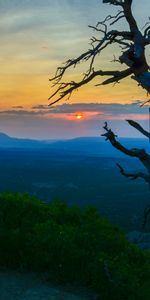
left=96, top=68, right=132, bottom=85
left=50, top=29, right=132, bottom=85
left=126, top=119, right=150, bottom=139
left=101, top=122, right=150, bottom=173
left=123, top=0, right=138, bottom=34
left=101, top=122, right=139, bottom=157
left=102, top=0, right=124, bottom=7
left=117, top=163, right=150, bottom=183
left=49, top=0, right=150, bottom=104
left=49, top=68, right=132, bottom=105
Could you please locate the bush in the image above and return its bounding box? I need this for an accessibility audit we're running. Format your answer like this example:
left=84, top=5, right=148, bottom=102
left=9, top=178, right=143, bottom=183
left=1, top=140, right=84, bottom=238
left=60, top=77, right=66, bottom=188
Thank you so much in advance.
left=0, top=192, right=149, bottom=299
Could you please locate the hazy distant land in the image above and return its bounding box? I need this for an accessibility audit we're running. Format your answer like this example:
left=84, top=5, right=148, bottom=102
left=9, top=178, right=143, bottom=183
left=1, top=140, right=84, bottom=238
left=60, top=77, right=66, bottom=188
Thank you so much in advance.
left=0, top=132, right=150, bottom=231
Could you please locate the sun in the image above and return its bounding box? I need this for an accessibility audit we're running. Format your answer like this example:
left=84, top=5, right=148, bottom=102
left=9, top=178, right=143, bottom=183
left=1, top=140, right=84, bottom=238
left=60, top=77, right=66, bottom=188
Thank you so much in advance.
left=76, top=113, right=83, bottom=120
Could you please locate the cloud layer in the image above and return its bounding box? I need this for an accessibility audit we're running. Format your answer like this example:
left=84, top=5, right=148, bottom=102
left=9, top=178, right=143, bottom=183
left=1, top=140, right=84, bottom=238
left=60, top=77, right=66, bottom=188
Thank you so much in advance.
left=0, top=102, right=149, bottom=139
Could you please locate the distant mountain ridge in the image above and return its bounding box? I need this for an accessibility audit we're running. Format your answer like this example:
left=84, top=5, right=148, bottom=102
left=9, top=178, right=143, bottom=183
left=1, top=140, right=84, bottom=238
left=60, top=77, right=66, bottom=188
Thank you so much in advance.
left=0, top=132, right=45, bottom=148
left=0, top=132, right=149, bottom=157
left=51, top=136, right=150, bottom=157
left=0, top=132, right=13, bottom=140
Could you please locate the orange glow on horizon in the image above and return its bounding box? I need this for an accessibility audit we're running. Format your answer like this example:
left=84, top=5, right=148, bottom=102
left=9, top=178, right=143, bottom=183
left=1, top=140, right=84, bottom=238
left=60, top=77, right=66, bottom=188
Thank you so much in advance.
left=76, top=113, right=83, bottom=120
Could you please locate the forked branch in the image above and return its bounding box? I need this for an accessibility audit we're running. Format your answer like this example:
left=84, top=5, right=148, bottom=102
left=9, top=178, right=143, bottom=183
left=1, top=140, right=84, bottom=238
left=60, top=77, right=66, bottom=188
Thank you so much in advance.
left=117, top=163, right=150, bottom=183
left=102, top=121, right=150, bottom=175
left=49, top=68, right=132, bottom=105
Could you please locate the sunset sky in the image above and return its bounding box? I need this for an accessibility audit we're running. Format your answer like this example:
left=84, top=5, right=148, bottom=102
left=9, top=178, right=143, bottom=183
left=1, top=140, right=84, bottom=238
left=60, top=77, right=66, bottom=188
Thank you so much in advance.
left=1, top=0, right=150, bottom=139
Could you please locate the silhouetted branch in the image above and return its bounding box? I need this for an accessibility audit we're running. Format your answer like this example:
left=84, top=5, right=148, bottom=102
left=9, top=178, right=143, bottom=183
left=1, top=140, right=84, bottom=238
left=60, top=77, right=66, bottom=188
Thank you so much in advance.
left=102, top=120, right=150, bottom=227
left=96, top=68, right=132, bottom=85
left=126, top=119, right=150, bottom=139
left=49, top=0, right=150, bottom=104
left=117, top=163, right=150, bottom=183
left=49, top=69, right=132, bottom=105
left=102, top=122, right=150, bottom=174
left=102, top=0, right=124, bottom=7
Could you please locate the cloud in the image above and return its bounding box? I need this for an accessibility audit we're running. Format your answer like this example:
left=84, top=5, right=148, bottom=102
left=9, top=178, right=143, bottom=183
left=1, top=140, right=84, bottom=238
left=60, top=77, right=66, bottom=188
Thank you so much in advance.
left=31, top=102, right=150, bottom=117
left=0, top=100, right=148, bottom=119
left=32, top=104, right=49, bottom=110
left=0, top=102, right=149, bottom=139
left=0, top=110, right=41, bottom=116
left=1, top=102, right=149, bottom=121
left=12, top=105, right=24, bottom=109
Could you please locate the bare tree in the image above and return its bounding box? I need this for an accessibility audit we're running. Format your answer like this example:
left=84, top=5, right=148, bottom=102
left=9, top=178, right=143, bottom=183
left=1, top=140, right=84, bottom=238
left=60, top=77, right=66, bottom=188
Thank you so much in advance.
left=49, top=0, right=150, bottom=105
left=50, top=0, right=150, bottom=225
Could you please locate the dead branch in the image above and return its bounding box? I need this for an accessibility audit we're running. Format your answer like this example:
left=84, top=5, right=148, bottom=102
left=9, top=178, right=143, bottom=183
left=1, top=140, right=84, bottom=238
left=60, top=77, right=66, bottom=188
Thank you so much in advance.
left=49, top=0, right=150, bottom=104
left=50, top=29, right=132, bottom=85
left=49, top=69, right=132, bottom=105
left=102, top=121, right=150, bottom=228
left=117, top=163, right=150, bottom=183
left=101, top=122, right=150, bottom=174
left=102, top=0, right=125, bottom=7
left=126, top=119, right=150, bottom=139
left=102, top=120, right=150, bottom=227
left=96, top=68, right=132, bottom=85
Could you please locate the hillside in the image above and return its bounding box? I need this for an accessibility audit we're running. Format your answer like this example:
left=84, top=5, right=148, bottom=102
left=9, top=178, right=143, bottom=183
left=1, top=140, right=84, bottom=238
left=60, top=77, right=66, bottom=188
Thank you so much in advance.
left=0, top=132, right=149, bottom=158
left=0, top=192, right=150, bottom=300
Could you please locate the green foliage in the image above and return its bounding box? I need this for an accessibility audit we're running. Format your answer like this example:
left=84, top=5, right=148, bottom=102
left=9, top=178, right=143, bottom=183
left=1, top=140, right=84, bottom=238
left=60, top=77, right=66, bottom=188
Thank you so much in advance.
left=0, top=192, right=150, bottom=299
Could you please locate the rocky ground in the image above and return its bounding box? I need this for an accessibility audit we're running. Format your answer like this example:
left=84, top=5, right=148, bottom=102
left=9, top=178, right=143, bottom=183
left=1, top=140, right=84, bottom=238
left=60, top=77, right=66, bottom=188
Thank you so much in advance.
left=0, top=269, right=94, bottom=300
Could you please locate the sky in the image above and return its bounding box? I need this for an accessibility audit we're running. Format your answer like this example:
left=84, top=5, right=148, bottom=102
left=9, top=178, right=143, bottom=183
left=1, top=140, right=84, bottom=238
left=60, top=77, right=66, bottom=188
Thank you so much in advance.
left=1, top=0, right=150, bottom=139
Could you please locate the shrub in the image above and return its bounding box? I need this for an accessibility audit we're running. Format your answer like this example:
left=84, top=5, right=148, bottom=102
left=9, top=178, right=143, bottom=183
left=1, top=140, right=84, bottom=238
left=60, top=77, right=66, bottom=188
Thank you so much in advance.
left=0, top=192, right=149, bottom=299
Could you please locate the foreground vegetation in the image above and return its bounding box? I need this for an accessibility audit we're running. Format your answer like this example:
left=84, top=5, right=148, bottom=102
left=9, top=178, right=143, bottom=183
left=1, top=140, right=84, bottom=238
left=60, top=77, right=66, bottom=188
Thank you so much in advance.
left=0, top=192, right=150, bottom=299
